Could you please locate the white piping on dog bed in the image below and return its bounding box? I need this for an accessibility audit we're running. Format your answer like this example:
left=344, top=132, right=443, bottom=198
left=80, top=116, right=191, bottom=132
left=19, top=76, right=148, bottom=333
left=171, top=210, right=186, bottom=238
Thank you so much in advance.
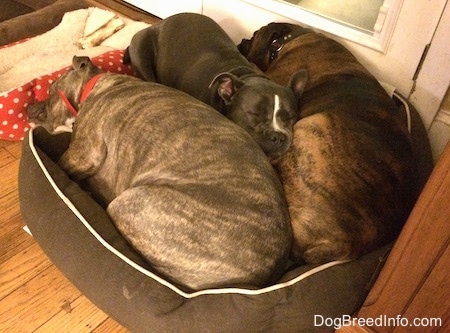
left=394, top=91, right=412, bottom=134
left=28, top=128, right=350, bottom=298
left=379, top=81, right=412, bottom=133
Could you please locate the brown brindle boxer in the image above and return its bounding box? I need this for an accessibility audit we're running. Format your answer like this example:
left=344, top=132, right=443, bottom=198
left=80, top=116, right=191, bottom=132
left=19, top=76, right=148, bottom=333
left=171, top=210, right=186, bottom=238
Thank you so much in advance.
left=239, top=23, right=416, bottom=264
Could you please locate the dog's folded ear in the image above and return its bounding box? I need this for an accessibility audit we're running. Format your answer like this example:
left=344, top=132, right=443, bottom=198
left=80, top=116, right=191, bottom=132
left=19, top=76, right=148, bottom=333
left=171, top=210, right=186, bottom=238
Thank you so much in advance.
left=72, top=56, right=92, bottom=69
left=237, top=38, right=252, bottom=57
left=209, top=72, right=245, bottom=105
left=288, top=69, right=308, bottom=99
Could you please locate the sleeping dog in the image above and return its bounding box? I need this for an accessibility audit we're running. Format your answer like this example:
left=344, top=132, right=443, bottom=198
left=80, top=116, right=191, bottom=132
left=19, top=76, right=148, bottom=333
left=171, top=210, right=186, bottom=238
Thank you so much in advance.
left=124, top=13, right=308, bottom=163
left=239, top=23, right=416, bottom=264
left=27, top=56, right=292, bottom=290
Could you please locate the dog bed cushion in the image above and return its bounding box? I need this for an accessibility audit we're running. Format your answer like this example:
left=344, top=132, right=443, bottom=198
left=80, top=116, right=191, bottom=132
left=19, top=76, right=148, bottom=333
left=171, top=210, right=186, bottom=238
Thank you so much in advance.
left=0, top=7, right=150, bottom=141
left=0, top=0, right=90, bottom=46
left=19, top=126, right=390, bottom=332
left=0, top=49, right=134, bottom=141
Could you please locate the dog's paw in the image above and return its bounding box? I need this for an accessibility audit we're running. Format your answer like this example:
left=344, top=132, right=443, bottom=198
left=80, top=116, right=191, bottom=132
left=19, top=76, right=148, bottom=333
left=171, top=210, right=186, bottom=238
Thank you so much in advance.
left=303, top=241, right=353, bottom=264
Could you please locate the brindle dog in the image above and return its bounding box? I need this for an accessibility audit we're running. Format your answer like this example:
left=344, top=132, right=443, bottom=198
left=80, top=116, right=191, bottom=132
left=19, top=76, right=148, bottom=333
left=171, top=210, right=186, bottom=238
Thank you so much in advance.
left=239, top=23, right=416, bottom=264
left=28, top=56, right=292, bottom=290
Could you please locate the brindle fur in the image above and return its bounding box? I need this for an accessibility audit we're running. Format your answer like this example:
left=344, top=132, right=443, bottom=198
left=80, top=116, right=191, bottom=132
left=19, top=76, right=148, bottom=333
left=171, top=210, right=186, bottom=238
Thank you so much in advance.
left=30, top=56, right=292, bottom=290
left=239, top=23, right=415, bottom=264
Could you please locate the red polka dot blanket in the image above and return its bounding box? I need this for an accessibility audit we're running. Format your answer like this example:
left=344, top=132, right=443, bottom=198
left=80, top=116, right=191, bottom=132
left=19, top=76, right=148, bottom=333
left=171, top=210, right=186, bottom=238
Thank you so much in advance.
left=0, top=49, right=135, bottom=141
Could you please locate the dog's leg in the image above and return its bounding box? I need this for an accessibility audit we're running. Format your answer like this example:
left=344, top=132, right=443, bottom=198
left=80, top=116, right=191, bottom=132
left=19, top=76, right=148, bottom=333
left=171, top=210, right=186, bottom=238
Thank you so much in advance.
left=58, top=137, right=107, bottom=181
left=302, top=240, right=353, bottom=263
left=107, top=185, right=211, bottom=289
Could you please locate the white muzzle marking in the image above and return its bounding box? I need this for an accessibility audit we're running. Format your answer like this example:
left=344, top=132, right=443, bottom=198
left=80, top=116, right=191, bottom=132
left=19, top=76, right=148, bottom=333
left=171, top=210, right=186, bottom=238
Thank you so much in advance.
left=271, top=94, right=286, bottom=134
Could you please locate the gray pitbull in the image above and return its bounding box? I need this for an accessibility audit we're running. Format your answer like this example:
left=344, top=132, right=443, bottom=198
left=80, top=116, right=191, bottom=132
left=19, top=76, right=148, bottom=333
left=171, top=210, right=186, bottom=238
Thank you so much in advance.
left=124, top=13, right=308, bottom=163
left=28, top=56, right=292, bottom=291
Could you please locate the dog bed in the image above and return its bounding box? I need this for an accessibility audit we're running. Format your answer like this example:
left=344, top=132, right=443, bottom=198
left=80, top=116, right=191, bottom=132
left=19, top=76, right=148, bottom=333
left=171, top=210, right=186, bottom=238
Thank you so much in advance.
left=0, top=6, right=149, bottom=141
left=19, top=126, right=390, bottom=332
left=14, top=6, right=434, bottom=332
left=0, top=49, right=135, bottom=140
left=0, top=0, right=90, bottom=45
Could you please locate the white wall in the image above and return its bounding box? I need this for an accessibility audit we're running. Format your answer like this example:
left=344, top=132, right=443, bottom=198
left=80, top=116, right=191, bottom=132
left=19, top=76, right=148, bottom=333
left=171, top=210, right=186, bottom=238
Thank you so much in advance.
left=203, top=0, right=445, bottom=99
left=123, top=0, right=202, bottom=18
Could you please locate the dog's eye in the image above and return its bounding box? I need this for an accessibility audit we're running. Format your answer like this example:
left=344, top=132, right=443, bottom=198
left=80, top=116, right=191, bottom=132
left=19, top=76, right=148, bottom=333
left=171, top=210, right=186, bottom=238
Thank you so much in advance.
left=247, top=111, right=260, bottom=119
left=247, top=111, right=262, bottom=124
left=37, top=110, right=47, bottom=121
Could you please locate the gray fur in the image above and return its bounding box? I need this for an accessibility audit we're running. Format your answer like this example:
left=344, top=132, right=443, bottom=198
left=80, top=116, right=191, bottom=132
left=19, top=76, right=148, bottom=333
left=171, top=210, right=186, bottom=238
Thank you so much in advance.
left=125, top=13, right=308, bottom=163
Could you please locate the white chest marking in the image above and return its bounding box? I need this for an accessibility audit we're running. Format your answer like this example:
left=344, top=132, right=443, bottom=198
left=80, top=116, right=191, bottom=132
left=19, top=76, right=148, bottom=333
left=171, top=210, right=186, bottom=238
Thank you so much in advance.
left=272, top=94, right=283, bottom=132
left=54, top=116, right=75, bottom=133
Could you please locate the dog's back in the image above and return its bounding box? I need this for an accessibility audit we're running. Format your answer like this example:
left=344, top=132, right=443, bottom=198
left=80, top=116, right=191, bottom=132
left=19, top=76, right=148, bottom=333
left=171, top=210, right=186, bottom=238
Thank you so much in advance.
left=59, top=73, right=291, bottom=290
left=127, top=13, right=251, bottom=103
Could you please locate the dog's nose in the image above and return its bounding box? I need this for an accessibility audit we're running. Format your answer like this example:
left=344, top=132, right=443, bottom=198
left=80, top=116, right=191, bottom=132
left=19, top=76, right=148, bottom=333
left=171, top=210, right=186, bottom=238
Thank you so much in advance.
left=270, top=131, right=286, bottom=146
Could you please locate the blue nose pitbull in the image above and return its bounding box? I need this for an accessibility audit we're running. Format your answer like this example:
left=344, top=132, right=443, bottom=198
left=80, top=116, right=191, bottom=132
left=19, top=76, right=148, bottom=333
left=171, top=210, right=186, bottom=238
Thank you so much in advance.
left=124, top=13, right=307, bottom=163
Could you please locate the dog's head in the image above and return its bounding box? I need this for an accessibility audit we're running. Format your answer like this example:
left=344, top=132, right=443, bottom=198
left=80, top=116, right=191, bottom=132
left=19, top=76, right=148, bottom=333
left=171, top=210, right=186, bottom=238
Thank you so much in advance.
left=28, top=56, right=103, bottom=133
left=238, top=23, right=311, bottom=71
left=210, top=69, right=308, bottom=163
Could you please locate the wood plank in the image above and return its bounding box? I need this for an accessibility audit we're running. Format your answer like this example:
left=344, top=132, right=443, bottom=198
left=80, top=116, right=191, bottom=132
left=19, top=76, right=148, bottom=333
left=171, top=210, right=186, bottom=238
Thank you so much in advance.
left=335, top=325, right=375, bottom=333
left=5, top=140, right=22, bottom=160
left=35, top=295, right=111, bottom=332
left=0, top=189, right=21, bottom=233
left=93, top=317, right=129, bottom=333
left=0, top=140, right=19, bottom=150
left=0, top=146, right=16, bottom=167
left=357, top=142, right=450, bottom=318
left=393, top=243, right=449, bottom=333
left=0, top=159, right=20, bottom=200
left=0, top=140, right=11, bottom=149
left=0, top=265, right=82, bottom=332
left=0, top=218, right=35, bottom=263
left=0, top=242, right=52, bottom=299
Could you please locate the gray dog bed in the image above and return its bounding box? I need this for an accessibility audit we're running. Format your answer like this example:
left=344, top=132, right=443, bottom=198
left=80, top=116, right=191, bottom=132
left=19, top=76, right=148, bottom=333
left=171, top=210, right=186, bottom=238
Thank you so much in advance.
left=19, top=126, right=393, bottom=332
left=11, top=1, right=433, bottom=330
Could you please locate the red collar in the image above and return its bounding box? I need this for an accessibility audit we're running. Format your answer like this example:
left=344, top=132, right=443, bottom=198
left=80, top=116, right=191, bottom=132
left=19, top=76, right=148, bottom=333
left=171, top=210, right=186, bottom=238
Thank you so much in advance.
left=58, top=73, right=103, bottom=116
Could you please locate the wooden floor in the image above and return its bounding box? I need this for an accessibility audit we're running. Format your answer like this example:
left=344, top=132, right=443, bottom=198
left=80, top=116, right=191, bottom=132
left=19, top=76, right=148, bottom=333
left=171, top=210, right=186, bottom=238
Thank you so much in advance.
left=0, top=1, right=160, bottom=332
left=0, top=140, right=129, bottom=332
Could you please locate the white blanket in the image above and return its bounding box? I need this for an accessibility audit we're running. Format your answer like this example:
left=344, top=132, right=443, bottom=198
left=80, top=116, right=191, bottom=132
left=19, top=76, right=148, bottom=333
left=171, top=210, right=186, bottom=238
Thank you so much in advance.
left=0, top=7, right=150, bottom=93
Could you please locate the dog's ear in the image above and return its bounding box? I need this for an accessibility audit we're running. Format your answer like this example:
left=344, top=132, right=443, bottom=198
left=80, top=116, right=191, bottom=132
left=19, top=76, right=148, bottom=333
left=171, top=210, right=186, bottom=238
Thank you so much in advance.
left=288, top=69, right=308, bottom=99
left=237, top=38, right=252, bottom=57
left=72, top=56, right=93, bottom=70
left=209, top=72, right=245, bottom=105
